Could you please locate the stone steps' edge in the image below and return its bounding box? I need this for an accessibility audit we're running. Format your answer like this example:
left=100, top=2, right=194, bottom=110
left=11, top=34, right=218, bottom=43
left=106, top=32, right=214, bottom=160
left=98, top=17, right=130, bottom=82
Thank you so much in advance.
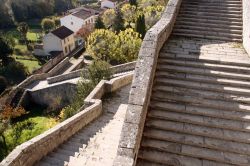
left=140, top=139, right=248, bottom=166
left=113, top=0, right=183, bottom=165
left=0, top=74, right=133, bottom=166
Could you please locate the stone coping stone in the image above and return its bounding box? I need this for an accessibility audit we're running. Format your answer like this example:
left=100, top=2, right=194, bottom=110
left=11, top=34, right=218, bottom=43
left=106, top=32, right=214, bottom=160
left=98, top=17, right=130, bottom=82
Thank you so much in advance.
left=114, top=0, right=183, bottom=165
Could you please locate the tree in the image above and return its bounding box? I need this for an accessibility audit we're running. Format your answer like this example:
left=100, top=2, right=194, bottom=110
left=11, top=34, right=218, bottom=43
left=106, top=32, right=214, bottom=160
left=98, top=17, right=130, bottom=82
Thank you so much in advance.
left=87, top=29, right=117, bottom=61
left=0, top=76, right=7, bottom=94
left=113, top=8, right=125, bottom=33
left=102, top=9, right=116, bottom=29
left=121, top=4, right=137, bottom=27
left=95, top=16, right=105, bottom=29
left=0, top=36, right=13, bottom=66
left=17, top=22, right=29, bottom=47
left=77, top=24, right=94, bottom=41
left=54, top=17, right=61, bottom=28
left=135, top=14, right=146, bottom=38
left=41, top=18, right=55, bottom=33
left=129, top=0, right=137, bottom=6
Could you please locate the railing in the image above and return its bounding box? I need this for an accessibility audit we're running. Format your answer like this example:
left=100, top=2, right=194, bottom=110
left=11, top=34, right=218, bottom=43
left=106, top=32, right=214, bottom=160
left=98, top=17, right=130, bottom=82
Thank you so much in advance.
left=113, top=0, right=183, bottom=165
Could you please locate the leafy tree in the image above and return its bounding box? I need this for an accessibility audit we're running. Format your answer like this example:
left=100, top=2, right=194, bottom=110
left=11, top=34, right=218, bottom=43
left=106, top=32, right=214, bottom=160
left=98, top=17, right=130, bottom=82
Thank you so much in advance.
left=0, top=36, right=14, bottom=66
left=95, top=16, right=105, bottom=29
left=113, top=8, right=125, bottom=33
left=121, top=4, right=137, bottom=27
left=135, top=14, right=146, bottom=38
left=129, top=0, right=137, bottom=6
left=17, top=22, right=29, bottom=47
left=77, top=24, right=94, bottom=41
left=102, top=9, right=116, bottom=29
left=54, top=17, right=61, bottom=28
left=114, top=28, right=142, bottom=62
left=41, top=18, right=55, bottom=33
left=143, top=5, right=164, bottom=28
left=87, top=29, right=117, bottom=61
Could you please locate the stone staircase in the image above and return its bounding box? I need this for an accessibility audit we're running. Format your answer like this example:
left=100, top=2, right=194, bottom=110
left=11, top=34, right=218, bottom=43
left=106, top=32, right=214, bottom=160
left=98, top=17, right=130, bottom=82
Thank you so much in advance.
left=173, top=0, right=243, bottom=42
left=136, top=0, right=250, bottom=165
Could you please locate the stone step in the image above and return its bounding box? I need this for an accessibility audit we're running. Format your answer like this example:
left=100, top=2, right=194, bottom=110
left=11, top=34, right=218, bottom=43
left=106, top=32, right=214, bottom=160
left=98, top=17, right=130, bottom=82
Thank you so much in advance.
left=175, top=20, right=242, bottom=30
left=176, top=17, right=242, bottom=26
left=144, top=127, right=250, bottom=156
left=180, top=6, right=242, bottom=14
left=158, top=58, right=250, bottom=74
left=152, top=86, right=250, bottom=112
left=148, top=108, right=250, bottom=133
left=157, top=64, right=250, bottom=82
left=138, top=148, right=205, bottom=166
left=145, top=118, right=250, bottom=145
left=141, top=138, right=250, bottom=166
left=39, top=155, right=65, bottom=166
left=156, top=70, right=250, bottom=90
left=181, top=4, right=242, bottom=11
left=49, top=152, right=71, bottom=162
left=172, top=32, right=242, bottom=42
left=182, top=1, right=242, bottom=7
left=150, top=100, right=250, bottom=123
left=174, top=25, right=242, bottom=35
left=136, top=159, right=165, bottom=166
left=153, top=84, right=250, bottom=104
left=159, top=52, right=250, bottom=67
left=173, top=29, right=242, bottom=39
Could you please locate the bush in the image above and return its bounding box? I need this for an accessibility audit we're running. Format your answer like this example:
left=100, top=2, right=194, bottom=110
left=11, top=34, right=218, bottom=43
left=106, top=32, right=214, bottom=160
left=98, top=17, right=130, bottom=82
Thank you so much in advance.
left=0, top=76, right=8, bottom=94
left=88, top=60, right=112, bottom=85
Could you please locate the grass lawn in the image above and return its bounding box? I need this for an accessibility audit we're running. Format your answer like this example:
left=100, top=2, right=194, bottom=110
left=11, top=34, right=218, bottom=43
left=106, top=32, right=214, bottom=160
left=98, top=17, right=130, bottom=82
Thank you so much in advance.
left=15, top=58, right=42, bottom=72
left=27, top=32, right=39, bottom=41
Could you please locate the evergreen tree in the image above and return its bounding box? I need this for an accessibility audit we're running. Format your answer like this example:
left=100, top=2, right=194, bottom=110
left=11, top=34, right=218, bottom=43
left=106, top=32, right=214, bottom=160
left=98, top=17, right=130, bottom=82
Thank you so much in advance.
left=113, top=8, right=125, bottom=33
left=135, top=14, right=146, bottom=38
left=129, top=0, right=137, bottom=6
left=95, top=16, right=105, bottom=29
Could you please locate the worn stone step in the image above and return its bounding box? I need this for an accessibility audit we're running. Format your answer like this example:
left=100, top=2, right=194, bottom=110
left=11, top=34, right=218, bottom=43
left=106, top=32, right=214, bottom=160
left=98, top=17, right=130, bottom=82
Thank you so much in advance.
left=138, top=148, right=205, bottom=166
left=40, top=156, right=65, bottom=166
left=172, top=32, right=242, bottom=42
left=150, top=101, right=250, bottom=123
left=152, top=87, right=250, bottom=113
left=153, top=84, right=250, bottom=104
left=182, top=1, right=241, bottom=7
left=158, top=58, right=250, bottom=74
left=173, top=29, right=242, bottom=39
left=148, top=108, right=250, bottom=133
left=156, top=71, right=250, bottom=89
left=145, top=118, right=250, bottom=145
left=157, top=64, right=250, bottom=82
left=176, top=17, right=242, bottom=26
left=143, top=127, right=250, bottom=156
left=181, top=4, right=242, bottom=11
left=55, top=148, right=77, bottom=157
left=174, top=25, right=242, bottom=35
left=175, top=20, right=242, bottom=30
left=136, top=159, right=165, bottom=166
left=141, top=138, right=250, bottom=166
left=48, top=152, right=71, bottom=162
left=159, top=52, right=250, bottom=67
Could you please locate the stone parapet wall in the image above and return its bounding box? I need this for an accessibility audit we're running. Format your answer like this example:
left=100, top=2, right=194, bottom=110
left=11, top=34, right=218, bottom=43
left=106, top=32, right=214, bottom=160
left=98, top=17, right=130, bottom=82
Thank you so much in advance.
left=113, top=0, right=182, bottom=165
left=47, top=61, right=136, bottom=84
left=243, top=0, right=250, bottom=55
left=47, top=57, right=70, bottom=76
left=0, top=73, right=133, bottom=166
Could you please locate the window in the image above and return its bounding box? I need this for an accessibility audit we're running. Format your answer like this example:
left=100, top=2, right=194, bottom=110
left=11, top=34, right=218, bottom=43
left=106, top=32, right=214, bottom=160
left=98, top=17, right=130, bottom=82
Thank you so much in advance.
left=71, top=21, right=73, bottom=25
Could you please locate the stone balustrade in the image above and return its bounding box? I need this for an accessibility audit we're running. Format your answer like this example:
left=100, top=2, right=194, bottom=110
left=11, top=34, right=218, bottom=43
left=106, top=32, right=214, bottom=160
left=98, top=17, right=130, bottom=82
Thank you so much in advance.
left=113, top=0, right=183, bottom=165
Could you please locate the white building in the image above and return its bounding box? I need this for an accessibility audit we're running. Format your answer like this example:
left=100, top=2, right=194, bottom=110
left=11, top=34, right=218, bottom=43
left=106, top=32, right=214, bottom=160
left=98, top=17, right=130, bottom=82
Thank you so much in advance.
left=60, top=8, right=99, bottom=33
left=34, top=26, right=76, bottom=57
left=101, top=0, right=117, bottom=9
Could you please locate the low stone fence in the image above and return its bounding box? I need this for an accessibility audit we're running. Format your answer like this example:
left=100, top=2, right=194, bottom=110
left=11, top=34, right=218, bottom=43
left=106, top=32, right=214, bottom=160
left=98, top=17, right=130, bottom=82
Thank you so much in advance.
left=47, top=57, right=70, bottom=76
left=243, top=0, right=250, bottom=55
left=33, top=52, right=65, bottom=74
left=114, top=0, right=182, bottom=165
left=0, top=73, right=133, bottom=166
left=47, top=61, right=136, bottom=85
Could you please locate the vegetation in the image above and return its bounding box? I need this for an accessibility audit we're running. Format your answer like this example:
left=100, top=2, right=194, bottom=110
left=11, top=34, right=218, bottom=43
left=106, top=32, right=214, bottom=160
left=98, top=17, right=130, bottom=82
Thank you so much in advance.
left=135, top=14, right=146, bottom=38
left=60, top=60, right=112, bottom=120
left=113, top=8, right=125, bottom=33
left=17, top=22, right=29, bottom=48
left=41, top=18, right=55, bottom=33
left=87, top=29, right=142, bottom=64
left=95, top=16, right=105, bottom=29
left=0, top=36, right=14, bottom=66
left=0, top=76, right=7, bottom=94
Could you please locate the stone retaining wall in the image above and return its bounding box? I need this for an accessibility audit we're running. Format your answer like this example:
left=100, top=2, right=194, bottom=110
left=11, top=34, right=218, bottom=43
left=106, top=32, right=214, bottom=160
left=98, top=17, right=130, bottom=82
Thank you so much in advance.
left=0, top=73, right=133, bottom=166
left=243, top=0, right=250, bottom=55
left=113, top=0, right=182, bottom=165
left=47, top=57, right=70, bottom=76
